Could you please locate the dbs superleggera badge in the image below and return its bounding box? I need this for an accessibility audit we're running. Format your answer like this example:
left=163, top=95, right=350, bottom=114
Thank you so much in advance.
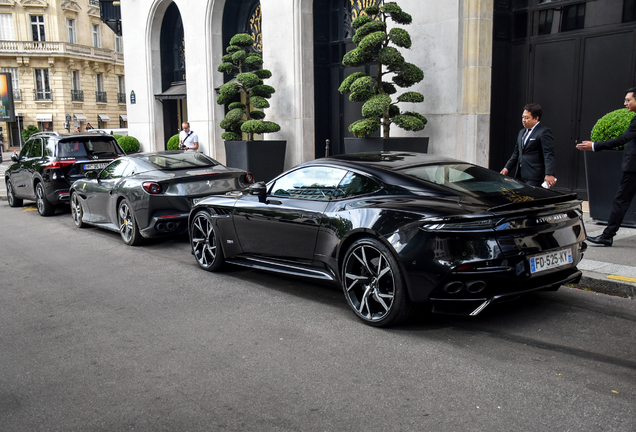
left=537, top=213, right=568, bottom=224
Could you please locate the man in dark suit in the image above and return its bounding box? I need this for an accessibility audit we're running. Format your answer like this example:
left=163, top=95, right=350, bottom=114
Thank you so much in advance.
left=501, top=103, right=556, bottom=188
left=576, top=87, right=636, bottom=247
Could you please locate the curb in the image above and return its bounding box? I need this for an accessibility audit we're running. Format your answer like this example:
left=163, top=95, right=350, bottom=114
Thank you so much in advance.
left=572, top=271, right=636, bottom=299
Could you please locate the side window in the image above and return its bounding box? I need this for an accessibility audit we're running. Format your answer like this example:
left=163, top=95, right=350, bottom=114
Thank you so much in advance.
left=334, top=172, right=382, bottom=199
left=270, top=166, right=347, bottom=200
left=45, top=138, right=55, bottom=157
left=19, top=141, right=33, bottom=159
left=99, top=160, right=129, bottom=179
left=29, top=138, right=42, bottom=158
left=122, top=161, right=137, bottom=177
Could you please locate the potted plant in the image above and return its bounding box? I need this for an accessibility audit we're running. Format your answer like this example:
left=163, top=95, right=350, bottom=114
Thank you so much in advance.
left=217, top=33, right=285, bottom=182
left=584, top=108, right=636, bottom=227
left=338, top=2, right=428, bottom=153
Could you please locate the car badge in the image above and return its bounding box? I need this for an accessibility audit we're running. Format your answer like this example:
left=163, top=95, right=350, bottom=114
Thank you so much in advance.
left=93, top=155, right=99, bottom=160
left=207, top=180, right=212, bottom=187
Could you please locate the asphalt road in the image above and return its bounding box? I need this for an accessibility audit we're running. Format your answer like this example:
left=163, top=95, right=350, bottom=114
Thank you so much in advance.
left=0, top=202, right=635, bottom=431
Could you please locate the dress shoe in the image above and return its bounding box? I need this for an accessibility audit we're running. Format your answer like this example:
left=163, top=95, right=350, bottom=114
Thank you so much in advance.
left=586, top=235, right=613, bottom=247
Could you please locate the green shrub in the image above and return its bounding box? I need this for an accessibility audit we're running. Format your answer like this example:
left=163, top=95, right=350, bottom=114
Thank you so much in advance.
left=112, top=134, right=123, bottom=141
left=339, top=2, right=426, bottom=138
left=167, top=134, right=180, bottom=150
left=22, top=125, right=39, bottom=141
left=217, top=33, right=281, bottom=141
left=590, top=108, right=635, bottom=150
left=117, top=135, right=140, bottom=153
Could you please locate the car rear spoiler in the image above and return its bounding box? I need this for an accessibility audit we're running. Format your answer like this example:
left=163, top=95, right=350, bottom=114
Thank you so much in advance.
left=487, top=193, right=579, bottom=212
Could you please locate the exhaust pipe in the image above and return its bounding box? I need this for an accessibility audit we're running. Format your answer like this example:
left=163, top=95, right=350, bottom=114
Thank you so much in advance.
left=442, top=281, right=464, bottom=294
left=465, top=280, right=486, bottom=293
left=166, top=222, right=176, bottom=231
left=156, top=223, right=165, bottom=231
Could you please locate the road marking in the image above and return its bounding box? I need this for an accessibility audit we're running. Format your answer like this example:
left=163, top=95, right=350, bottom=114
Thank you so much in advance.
left=607, top=275, right=636, bottom=283
left=23, top=207, right=38, bottom=212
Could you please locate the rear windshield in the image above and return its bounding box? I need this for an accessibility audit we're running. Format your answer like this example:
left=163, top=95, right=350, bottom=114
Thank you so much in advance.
left=399, top=163, right=532, bottom=197
left=136, top=152, right=220, bottom=170
left=56, top=137, right=124, bottom=159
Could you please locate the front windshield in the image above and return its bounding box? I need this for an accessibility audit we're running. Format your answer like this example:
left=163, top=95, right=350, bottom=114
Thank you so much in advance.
left=138, top=152, right=220, bottom=169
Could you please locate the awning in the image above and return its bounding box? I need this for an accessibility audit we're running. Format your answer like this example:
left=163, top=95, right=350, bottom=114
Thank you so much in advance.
left=35, top=113, right=53, bottom=122
left=74, top=113, right=87, bottom=122
left=15, top=110, right=23, bottom=117
left=98, top=114, right=110, bottom=121
left=120, top=114, right=127, bottom=122
left=154, top=82, right=186, bottom=100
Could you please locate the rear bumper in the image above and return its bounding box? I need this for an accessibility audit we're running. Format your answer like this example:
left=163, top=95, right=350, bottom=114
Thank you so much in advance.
left=139, top=212, right=189, bottom=238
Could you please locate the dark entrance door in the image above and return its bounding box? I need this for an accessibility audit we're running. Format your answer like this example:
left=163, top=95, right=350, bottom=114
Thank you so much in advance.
left=491, top=0, right=636, bottom=199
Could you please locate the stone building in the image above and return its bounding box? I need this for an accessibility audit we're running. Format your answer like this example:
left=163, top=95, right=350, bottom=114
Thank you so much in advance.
left=0, top=0, right=127, bottom=149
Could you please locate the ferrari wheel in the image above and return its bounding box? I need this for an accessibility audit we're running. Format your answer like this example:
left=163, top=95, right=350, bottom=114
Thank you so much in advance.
left=6, top=180, right=23, bottom=207
left=190, top=211, right=225, bottom=272
left=118, top=199, right=142, bottom=246
left=70, top=191, right=86, bottom=228
left=35, top=183, right=54, bottom=216
left=342, top=237, right=412, bottom=327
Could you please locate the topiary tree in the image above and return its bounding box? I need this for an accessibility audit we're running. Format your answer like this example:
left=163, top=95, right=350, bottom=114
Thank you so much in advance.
left=217, top=33, right=280, bottom=141
left=22, top=125, right=39, bottom=141
left=117, top=135, right=140, bottom=153
left=112, top=134, right=123, bottom=141
left=166, top=134, right=180, bottom=150
left=590, top=108, right=635, bottom=151
left=338, top=2, right=426, bottom=138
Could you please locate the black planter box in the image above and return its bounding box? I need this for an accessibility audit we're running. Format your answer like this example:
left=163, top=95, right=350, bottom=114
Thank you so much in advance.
left=584, top=150, right=636, bottom=227
left=224, top=140, right=287, bottom=183
left=343, top=137, right=429, bottom=154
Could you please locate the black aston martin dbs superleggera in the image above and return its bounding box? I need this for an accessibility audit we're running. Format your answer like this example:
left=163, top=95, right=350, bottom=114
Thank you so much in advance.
left=188, top=152, right=587, bottom=327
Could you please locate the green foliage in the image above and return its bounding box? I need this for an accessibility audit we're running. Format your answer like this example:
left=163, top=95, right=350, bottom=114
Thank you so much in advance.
left=117, top=135, right=140, bottom=153
left=112, top=134, right=123, bottom=141
left=217, top=33, right=281, bottom=141
left=590, top=108, right=635, bottom=150
left=22, top=125, right=39, bottom=141
left=339, top=1, right=426, bottom=138
left=167, top=134, right=180, bottom=150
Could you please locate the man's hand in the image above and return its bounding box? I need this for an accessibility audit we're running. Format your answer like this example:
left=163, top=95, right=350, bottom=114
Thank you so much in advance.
left=544, top=175, right=556, bottom=188
left=576, top=141, right=594, bottom=151
left=500, top=168, right=509, bottom=176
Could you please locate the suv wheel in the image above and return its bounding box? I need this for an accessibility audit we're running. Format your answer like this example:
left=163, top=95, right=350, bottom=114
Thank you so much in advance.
left=6, top=180, right=23, bottom=207
left=35, top=183, right=54, bottom=216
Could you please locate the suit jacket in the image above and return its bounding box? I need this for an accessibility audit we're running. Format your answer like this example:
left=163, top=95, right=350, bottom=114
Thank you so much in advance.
left=504, top=122, right=555, bottom=183
left=594, top=115, right=636, bottom=172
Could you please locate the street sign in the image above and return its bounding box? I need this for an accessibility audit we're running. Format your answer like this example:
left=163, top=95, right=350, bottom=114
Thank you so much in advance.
left=130, top=90, right=136, bottom=104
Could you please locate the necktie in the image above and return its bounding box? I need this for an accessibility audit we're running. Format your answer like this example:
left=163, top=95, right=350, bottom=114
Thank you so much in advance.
left=522, top=129, right=530, bottom=147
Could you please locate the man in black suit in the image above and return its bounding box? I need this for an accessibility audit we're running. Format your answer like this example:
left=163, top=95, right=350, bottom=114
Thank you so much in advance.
left=501, top=103, right=556, bottom=188
left=576, top=87, right=636, bottom=247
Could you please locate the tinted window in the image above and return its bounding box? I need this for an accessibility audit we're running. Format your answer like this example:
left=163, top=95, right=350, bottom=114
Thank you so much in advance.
left=99, top=160, right=129, bottom=179
left=19, top=141, right=32, bottom=159
left=399, top=163, right=527, bottom=196
left=29, top=138, right=42, bottom=158
left=137, top=152, right=220, bottom=169
left=271, top=166, right=347, bottom=200
left=333, top=172, right=382, bottom=199
left=58, top=138, right=123, bottom=158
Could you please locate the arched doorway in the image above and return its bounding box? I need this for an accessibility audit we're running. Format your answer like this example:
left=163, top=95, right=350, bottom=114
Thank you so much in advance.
left=313, top=0, right=381, bottom=158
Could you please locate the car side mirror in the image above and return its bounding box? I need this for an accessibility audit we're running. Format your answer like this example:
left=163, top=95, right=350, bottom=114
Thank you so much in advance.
left=11, top=154, right=18, bottom=162
left=249, top=182, right=267, bottom=203
left=84, top=170, right=99, bottom=179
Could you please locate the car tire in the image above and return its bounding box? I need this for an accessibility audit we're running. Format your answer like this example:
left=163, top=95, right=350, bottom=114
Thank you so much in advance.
left=118, top=199, right=143, bottom=246
left=342, top=237, right=413, bottom=327
left=70, top=191, right=86, bottom=228
left=6, top=180, right=23, bottom=207
left=35, top=182, right=54, bottom=216
left=190, top=210, right=225, bottom=272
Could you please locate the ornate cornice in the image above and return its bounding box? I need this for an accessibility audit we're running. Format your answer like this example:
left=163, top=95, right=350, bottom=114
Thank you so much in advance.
left=19, top=0, right=48, bottom=7
left=87, top=6, right=100, bottom=18
left=61, top=1, right=81, bottom=12
left=0, top=0, right=17, bottom=7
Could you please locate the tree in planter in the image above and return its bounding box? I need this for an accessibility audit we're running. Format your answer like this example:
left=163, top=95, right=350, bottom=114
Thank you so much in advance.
left=167, top=134, right=180, bottom=150
left=338, top=2, right=426, bottom=138
left=22, top=125, right=39, bottom=141
left=217, top=33, right=280, bottom=141
left=590, top=108, right=635, bottom=150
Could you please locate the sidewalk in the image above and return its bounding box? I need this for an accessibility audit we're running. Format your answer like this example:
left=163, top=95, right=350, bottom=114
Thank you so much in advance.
left=1, top=149, right=634, bottom=299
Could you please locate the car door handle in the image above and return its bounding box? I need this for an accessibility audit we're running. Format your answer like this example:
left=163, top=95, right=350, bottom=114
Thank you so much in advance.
left=267, top=200, right=282, bottom=205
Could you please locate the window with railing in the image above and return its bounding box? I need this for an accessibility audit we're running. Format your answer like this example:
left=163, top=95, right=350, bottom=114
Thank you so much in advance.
left=34, top=68, right=51, bottom=100
left=71, top=90, right=84, bottom=102
left=96, top=92, right=107, bottom=103
left=31, top=15, right=46, bottom=42
left=95, top=72, right=107, bottom=102
left=117, top=93, right=126, bottom=103
left=13, top=89, right=22, bottom=101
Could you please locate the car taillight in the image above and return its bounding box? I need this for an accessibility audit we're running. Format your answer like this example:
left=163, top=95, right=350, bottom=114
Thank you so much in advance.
left=143, top=182, right=162, bottom=194
left=244, top=172, right=254, bottom=184
left=45, top=160, right=76, bottom=168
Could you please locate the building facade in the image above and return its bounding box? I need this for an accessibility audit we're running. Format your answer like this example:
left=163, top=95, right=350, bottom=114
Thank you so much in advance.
left=120, top=0, right=493, bottom=169
left=0, top=0, right=127, bottom=149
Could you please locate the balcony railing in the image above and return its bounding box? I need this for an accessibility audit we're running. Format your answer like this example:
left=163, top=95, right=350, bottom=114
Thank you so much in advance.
left=117, top=92, right=126, bottom=104
left=13, top=89, right=21, bottom=101
left=95, top=91, right=107, bottom=103
left=34, top=89, right=52, bottom=101
left=71, top=90, right=84, bottom=102
left=0, top=40, right=123, bottom=62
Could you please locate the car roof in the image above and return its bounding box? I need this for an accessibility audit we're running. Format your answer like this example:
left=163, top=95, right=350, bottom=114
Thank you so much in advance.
left=318, top=152, right=461, bottom=169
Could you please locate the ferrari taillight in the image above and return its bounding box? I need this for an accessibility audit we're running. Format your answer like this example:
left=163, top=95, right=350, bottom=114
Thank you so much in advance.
left=143, top=182, right=162, bottom=194
left=244, top=172, right=254, bottom=184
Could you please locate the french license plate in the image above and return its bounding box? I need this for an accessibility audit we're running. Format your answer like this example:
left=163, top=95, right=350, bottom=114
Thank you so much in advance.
left=529, top=248, right=573, bottom=274
left=83, top=162, right=108, bottom=171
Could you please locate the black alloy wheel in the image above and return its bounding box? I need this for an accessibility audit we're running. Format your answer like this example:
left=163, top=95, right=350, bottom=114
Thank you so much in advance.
left=70, top=191, right=86, bottom=228
left=118, top=199, right=142, bottom=246
left=342, top=237, right=413, bottom=327
left=35, top=182, right=54, bottom=216
left=6, top=180, right=23, bottom=207
left=190, top=211, right=225, bottom=272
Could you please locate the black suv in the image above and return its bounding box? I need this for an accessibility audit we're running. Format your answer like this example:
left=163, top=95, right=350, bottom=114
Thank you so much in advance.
left=5, top=132, right=125, bottom=216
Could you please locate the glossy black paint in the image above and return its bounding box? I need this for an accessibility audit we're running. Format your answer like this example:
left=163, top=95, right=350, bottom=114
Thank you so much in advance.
left=189, top=152, right=587, bottom=318
left=70, top=151, right=250, bottom=241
